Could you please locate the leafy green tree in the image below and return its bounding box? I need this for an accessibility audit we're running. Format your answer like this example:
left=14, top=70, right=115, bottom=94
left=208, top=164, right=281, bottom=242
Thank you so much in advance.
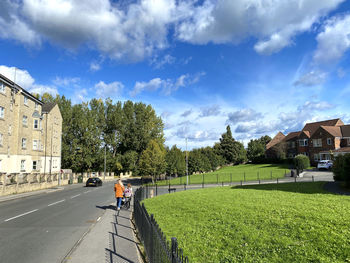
left=166, top=145, right=186, bottom=177
left=294, top=155, right=310, bottom=175
left=333, top=153, right=350, bottom=187
left=139, top=140, right=166, bottom=182
left=200, top=146, right=224, bottom=171
left=247, top=135, right=271, bottom=163
left=219, top=125, right=247, bottom=164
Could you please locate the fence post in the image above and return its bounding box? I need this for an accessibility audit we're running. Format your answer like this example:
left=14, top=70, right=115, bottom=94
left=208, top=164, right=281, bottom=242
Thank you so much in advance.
left=216, top=174, right=218, bottom=184
left=277, top=178, right=279, bottom=184
left=240, top=180, right=242, bottom=186
left=312, top=176, right=314, bottom=182
left=168, top=183, right=171, bottom=194
left=184, top=183, right=186, bottom=191
left=294, top=177, right=297, bottom=183
left=171, top=237, right=178, bottom=263
left=222, top=181, right=224, bottom=187
left=230, top=173, right=232, bottom=185
left=244, top=172, right=246, bottom=182
left=257, top=171, right=259, bottom=181
left=202, top=174, right=204, bottom=188
left=156, top=184, right=158, bottom=196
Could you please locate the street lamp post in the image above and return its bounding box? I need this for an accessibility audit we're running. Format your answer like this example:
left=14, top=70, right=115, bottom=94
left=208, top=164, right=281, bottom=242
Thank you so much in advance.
left=104, top=143, right=106, bottom=181
left=186, top=138, right=188, bottom=185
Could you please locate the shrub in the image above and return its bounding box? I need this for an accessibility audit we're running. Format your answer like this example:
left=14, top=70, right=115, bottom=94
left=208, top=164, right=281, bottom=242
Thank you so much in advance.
left=294, top=155, right=310, bottom=174
left=333, top=153, right=350, bottom=187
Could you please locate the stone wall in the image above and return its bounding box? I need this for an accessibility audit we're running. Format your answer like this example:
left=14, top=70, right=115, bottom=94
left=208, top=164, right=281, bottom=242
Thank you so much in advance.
left=0, top=171, right=116, bottom=197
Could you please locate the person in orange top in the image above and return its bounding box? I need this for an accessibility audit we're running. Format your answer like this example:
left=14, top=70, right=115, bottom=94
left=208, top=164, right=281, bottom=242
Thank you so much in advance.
left=114, top=179, right=125, bottom=210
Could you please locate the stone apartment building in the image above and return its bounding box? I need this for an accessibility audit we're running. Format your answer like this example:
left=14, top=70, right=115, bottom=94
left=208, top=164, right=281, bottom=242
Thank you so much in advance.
left=266, top=118, right=350, bottom=165
left=0, top=73, right=62, bottom=175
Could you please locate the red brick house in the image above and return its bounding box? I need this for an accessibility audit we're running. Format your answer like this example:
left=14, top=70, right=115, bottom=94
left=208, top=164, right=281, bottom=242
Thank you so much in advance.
left=266, top=118, right=349, bottom=165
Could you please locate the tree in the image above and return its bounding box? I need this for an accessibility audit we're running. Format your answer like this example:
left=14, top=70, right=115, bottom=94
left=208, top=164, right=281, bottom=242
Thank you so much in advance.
left=294, top=155, right=310, bottom=175
left=333, top=153, right=350, bottom=187
left=166, top=145, right=186, bottom=177
left=219, top=126, right=247, bottom=164
left=247, top=135, right=271, bottom=163
left=139, top=140, right=166, bottom=182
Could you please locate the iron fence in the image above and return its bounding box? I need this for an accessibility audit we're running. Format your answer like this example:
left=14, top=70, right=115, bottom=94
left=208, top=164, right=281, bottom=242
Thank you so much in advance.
left=134, top=187, right=189, bottom=263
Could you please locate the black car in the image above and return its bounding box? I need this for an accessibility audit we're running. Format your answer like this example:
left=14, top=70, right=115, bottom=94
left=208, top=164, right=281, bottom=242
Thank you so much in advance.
left=86, top=177, right=103, bottom=187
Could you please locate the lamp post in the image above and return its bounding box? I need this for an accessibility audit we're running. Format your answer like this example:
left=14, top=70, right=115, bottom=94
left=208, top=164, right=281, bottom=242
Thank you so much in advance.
left=186, top=138, right=188, bottom=185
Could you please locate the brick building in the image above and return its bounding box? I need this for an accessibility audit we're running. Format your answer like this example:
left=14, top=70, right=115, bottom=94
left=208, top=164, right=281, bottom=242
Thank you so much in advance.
left=0, top=73, right=62, bottom=174
left=266, top=118, right=350, bottom=165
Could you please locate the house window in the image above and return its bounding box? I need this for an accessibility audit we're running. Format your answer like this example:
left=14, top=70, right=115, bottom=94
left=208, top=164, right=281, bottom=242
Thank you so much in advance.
left=348, top=138, right=350, bottom=146
left=33, top=139, right=38, bottom=150
left=313, top=139, right=322, bottom=147
left=298, top=139, right=308, bottom=146
left=22, top=138, right=27, bottom=149
left=314, top=154, right=319, bottom=161
left=22, top=115, right=28, bottom=126
left=33, top=119, right=39, bottom=129
left=8, top=125, right=12, bottom=135
left=302, top=152, right=309, bottom=156
left=0, top=133, right=3, bottom=146
left=327, top=138, right=332, bottom=145
left=0, top=106, right=4, bottom=118
left=21, top=160, right=25, bottom=171
left=0, top=82, right=5, bottom=93
left=35, top=102, right=38, bottom=110
left=24, top=96, right=28, bottom=105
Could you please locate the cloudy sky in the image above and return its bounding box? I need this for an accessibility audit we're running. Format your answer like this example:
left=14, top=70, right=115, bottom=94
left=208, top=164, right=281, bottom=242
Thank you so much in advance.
left=1, top=0, right=350, bottom=149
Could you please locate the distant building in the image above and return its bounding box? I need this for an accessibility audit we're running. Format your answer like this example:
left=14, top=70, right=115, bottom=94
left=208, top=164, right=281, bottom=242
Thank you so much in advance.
left=0, top=73, right=62, bottom=174
left=266, top=118, right=350, bottom=165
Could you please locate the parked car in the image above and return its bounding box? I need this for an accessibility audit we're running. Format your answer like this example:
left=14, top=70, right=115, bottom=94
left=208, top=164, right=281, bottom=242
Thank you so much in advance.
left=86, top=177, right=103, bottom=187
left=317, top=160, right=333, bottom=170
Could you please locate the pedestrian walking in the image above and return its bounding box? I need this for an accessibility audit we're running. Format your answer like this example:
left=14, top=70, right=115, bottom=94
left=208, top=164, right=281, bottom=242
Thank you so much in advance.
left=114, top=179, right=125, bottom=211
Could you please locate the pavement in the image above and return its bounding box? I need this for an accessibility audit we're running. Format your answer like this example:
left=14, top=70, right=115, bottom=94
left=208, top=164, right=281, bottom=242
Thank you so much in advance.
left=65, top=202, right=142, bottom=263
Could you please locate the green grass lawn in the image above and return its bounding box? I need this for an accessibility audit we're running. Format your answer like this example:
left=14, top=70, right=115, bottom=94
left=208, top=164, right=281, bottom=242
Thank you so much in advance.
left=154, top=164, right=290, bottom=186
left=143, top=182, right=350, bottom=263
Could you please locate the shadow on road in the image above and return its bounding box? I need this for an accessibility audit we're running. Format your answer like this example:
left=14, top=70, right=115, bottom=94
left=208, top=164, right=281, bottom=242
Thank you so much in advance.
left=96, top=205, right=116, bottom=211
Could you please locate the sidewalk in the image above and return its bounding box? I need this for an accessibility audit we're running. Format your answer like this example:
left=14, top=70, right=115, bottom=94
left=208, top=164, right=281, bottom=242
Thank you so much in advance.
left=65, top=203, right=142, bottom=263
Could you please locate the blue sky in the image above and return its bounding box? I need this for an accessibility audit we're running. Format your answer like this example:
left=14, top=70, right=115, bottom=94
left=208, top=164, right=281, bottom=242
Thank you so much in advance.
left=1, top=0, right=350, bottom=149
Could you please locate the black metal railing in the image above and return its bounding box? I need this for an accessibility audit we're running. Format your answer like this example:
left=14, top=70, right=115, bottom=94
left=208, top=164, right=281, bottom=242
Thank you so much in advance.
left=134, top=187, right=189, bottom=263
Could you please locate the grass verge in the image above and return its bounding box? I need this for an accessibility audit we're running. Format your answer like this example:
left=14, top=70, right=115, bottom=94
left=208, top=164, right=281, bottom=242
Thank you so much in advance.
left=143, top=182, right=350, bottom=263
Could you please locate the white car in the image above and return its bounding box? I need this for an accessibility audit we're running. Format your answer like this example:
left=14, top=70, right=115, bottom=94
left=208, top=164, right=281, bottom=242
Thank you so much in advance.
left=317, top=160, right=333, bottom=170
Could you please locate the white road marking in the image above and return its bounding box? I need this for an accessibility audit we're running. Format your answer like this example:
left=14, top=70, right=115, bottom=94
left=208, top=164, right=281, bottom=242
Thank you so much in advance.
left=84, top=190, right=91, bottom=194
left=4, top=209, right=38, bottom=222
left=71, top=194, right=81, bottom=199
left=97, top=216, right=101, bottom=222
left=48, top=199, right=65, bottom=207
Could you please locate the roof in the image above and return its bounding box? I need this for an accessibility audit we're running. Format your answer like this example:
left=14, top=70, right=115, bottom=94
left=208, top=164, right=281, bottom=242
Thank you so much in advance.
left=320, top=126, right=342, bottom=137
left=0, top=73, right=43, bottom=105
left=341, top=125, right=350, bottom=137
left=302, top=118, right=343, bottom=137
left=284, top=131, right=300, bottom=141
left=42, top=102, right=57, bottom=113
left=266, top=132, right=285, bottom=150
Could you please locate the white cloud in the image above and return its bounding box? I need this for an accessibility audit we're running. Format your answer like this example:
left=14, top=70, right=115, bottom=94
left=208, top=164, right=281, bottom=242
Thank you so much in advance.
left=176, top=0, right=343, bottom=55
left=181, top=109, right=193, bottom=118
left=314, top=14, right=350, bottom=64
left=0, top=65, right=58, bottom=95
left=293, top=70, right=327, bottom=87
left=130, top=72, right=204, bottom=96
left=95, top=81, right=124, bottom=98
left=53, top=76, right=80, bottom=86
left=298, top=101, right=334, bottom=111
left=150, top=54, right=176, bottom=69
left=227, top=108, right=263, bottom=123
left=199, top=105, right=221, bottom=117
left=89, top=62, right=101, bottom=72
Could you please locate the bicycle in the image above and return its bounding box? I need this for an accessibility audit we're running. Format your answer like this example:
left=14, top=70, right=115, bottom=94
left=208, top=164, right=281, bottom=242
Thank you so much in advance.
left=121, top=196, right=131, bottom=210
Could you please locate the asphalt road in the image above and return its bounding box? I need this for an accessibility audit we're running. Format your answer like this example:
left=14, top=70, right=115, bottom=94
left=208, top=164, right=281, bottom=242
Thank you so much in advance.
left=0, top=181, right=117, bottom=263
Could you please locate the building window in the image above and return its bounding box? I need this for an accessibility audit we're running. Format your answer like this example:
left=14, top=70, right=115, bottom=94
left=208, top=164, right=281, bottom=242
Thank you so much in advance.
left=21, top=160, right=25, bottom=171
left=35, top=102, right=38, bottom=110
left=301, top=152, right=309, bottom=156
left=24, top=96, right=28, bottom=105
left=22, top=138, right=27, bottom=149
left=22, top=115, right=28, bottom=126
left=0, top=106, right=4, bottom=118
left=0, top=82, right=5, bottom=93
left=33, top=119, right=39, bottom=129
left=0, top=133, right=3, bottom=146
left=298, top=139, right=308, bottom=146
left=327, top=138, right=332, bottom=145
left=32, top=161, right=40, bottom=170
left=313, top=139, right=322, bottom=147
left=314, top=154, right=319, bottom=161
left=33, top=139, right=38, bottom=150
